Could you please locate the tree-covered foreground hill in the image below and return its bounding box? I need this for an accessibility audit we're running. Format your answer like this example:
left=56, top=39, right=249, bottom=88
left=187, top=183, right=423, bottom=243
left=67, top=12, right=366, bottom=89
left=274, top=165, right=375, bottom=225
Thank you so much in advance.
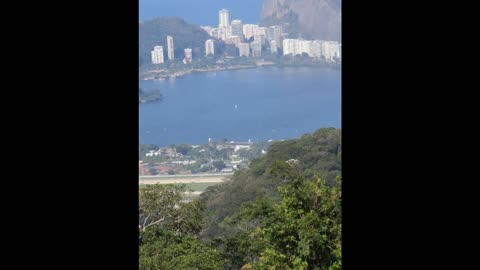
left=139, top=128, right=341, bottom=270
left=200, top=128, right=341, bottom=239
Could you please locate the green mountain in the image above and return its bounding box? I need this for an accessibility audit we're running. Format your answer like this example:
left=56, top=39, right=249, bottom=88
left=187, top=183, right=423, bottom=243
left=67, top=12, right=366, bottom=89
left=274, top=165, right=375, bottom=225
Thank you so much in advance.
left=139, top=17, right=221, bottom=68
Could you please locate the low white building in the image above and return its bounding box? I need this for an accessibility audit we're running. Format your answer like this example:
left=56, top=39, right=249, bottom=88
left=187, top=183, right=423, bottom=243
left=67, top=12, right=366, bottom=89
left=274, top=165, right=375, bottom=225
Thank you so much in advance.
left=234, top=145, right=251, bottom=152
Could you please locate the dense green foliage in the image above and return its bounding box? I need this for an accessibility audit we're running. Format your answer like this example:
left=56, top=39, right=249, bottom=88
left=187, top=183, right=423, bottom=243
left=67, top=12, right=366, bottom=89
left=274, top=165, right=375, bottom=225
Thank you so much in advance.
left=221, top=165, right=341, bottom=269
left=200, top=128, right=341, bottom=238
left=139, top=17, right=224, bottom=68
left=139, top=88, right=162, bottom=103
left=139, top=128, right=342, bottom=269
left=139, top=184, right=224, bottom=269
left=139, top=144, right=159, bottom=159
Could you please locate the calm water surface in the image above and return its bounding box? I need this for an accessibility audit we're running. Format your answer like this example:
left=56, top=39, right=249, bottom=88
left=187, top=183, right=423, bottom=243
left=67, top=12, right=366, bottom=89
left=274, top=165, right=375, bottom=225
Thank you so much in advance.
left=139, top=67, right=341, bottom=146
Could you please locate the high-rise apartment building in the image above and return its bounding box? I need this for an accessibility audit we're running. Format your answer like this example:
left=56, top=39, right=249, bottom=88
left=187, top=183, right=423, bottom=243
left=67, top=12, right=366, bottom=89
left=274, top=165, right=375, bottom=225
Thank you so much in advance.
left=205, top=39, right=215, bottom=56
left=270, top=40, right=277, bottom=55
left=219, top=9, right=230, bottom=28
left=167, top=35, right=174, bottom=60
left=251, top=41, right=262, bottom=57
left=151, top=46, right=164, bottom=64
left=271, top=25, right=283, bottom=48
left=230, top=20, right=243, bottom=37
left=242, top=24, right=258, bottom=40
left=254, top=34, right=266, bottom=45
left=184, top=48, right=192, bottom=63
left=300, top=40, right=313, bottom=56
left=283, top=39, right=298, bottom=56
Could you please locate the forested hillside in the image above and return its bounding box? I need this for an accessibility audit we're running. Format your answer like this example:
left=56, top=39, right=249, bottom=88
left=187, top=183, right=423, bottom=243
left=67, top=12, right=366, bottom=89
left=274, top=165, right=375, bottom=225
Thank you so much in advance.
left=139, top=128, right=342, bottom=269
left=139, top=17, right=224, bottom=68
left=200, top=128, right=341, bottom=238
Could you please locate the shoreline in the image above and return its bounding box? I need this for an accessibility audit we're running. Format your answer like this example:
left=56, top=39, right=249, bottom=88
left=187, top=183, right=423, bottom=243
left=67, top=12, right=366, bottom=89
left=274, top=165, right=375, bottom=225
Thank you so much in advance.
left=141, top=62, right=340, bottom=81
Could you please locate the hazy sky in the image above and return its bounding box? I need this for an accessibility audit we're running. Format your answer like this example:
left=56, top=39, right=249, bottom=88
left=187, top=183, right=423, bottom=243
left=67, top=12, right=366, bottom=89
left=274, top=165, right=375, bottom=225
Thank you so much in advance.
left=140, top=0, right=264, bottom=25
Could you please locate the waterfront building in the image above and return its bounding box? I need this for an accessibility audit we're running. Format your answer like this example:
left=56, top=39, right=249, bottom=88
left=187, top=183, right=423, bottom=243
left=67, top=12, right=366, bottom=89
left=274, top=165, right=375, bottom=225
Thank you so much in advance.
left=205, top=39, right=215, bottom=56
left=184, top=48, right=192, bottom=63
left=167, top=35, right=174, bottom=60
left=151, top=46, right=164, bottom=64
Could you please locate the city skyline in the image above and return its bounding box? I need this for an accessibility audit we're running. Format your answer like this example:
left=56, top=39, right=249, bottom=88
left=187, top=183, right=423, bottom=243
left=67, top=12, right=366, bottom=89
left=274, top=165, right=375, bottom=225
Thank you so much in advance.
left=149, top=7, right=341, bottom=65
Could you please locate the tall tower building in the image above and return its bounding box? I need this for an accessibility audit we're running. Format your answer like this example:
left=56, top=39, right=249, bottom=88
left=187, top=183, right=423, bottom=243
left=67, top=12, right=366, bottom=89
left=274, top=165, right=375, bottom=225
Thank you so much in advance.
left=283, top=39, right=298, bottom=56
left=270, top=40, right=277, bottom=55
left=254, top=34, right=266, bottom=45
left=151, top=46, right=164, bottom=64
left=243, top=24, right=258, bottom=40
left=310, top=41, right=322, bottom=58
left=219, top=9, right=230, bottom=28
left=271, top=25, right=283, bottom=48
left=230, top=20, right=243, bottom=37
left=167, top=35, right=174, bottom=60
left=251, top=41, right=262, bottom=57
left=184, top=48, right=192, bottom=63
left=205, top=39, right=215, bottom=56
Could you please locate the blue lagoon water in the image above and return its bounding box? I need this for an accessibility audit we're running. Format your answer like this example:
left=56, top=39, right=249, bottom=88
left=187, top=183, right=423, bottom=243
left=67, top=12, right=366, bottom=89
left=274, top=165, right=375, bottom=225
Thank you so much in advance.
left=140, top=67, right=341, bottom=146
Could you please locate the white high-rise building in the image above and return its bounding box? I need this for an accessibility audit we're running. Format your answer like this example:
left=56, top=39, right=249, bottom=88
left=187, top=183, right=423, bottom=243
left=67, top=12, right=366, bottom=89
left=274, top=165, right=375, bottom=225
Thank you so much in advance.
left=238, top=42, right=250, bottom=57
left=270, top=40, right=277, bottom=55
left=271, top=26, right=283, bottom=48
left=310, top=40, right=323, bottom=58
left=321, top=41, right=340, bottom=61
left=184, top=48, right=192, bottom=63
left=225, top=36, right=242, bottom=48
left=217, top=27, right=227, bottom=40
left=254, top=34, right=266, bottom=45
left=283, top=39, right=299, bottom=56
left=167, top=35, right=174, bottom=60
left=251, top=41, right=262, bottom=57
left=205, top=39, right=215, bottom=56
left=266, top=27, right=275, bottom=41
left=219, top=9, right=230, bottom=28
left=231, top=20, right=243, bottom=37
left=151, top=46, right=164, bottom=64
left=243, top=24, right=258, bottom=40
left=300, top=40, right=313, bottom=56
left=256, top=27, right=268, bottom=37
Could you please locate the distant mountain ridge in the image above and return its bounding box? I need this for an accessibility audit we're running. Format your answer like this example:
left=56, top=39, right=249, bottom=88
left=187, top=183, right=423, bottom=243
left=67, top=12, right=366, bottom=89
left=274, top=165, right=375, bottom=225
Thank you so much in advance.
left=260, top=0, right=341, bottom=41
left=139, top=17, right=214, bottom=68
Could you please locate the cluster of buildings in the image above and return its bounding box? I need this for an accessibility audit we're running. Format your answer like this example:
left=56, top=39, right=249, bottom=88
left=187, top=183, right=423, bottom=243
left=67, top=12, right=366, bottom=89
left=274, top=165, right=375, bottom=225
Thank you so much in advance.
left=200, top=9, right=284, bottom=58
left=140, top=140, right=262, bottom=175
left=283, top=39, right=341, bottom=61
left=151, top=8, right=341, bottom=64
left=151, top=35, right=177, bottom=64
left=151, top=34, right=215, bottom=64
